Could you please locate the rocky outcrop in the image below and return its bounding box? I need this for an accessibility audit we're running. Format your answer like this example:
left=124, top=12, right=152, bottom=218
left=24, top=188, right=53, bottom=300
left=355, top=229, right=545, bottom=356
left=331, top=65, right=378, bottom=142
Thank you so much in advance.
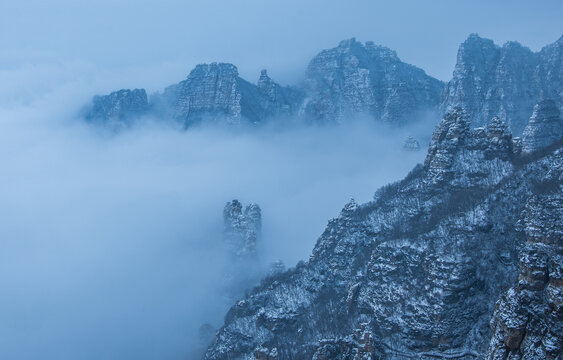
left=157, top=63, right=243, bottom=126
left=304, top=38, right=444, bottom=124
left=145, top=64, right=304, bottom=127
left=223, top=200, right=262, bottom=258
left=487, top=191, right=562, bottom=359
left=204, top=109, right=562, bottom=359
left=85, top=88, right=148, bottom=125
left=193, top=200, right=264, bottom=358
left=443, top=34, right=563, bottom=135
left=254, top=347, right=278, bottom=360
left=311, top=323, right=375, bottom=360
left=522, top=99, right=563, bottom=153
left=85, top=38, right=447, bottom=128
left=403, top=136, right=421, bottom=151
left=241, top=69, right=305, bottom=122
left=85, top=35, right=562, bottom=130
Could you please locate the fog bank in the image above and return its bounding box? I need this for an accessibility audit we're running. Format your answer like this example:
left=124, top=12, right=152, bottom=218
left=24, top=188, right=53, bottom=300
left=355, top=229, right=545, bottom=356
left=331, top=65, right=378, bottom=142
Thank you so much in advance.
left=0, top=60, right=431, bottom=359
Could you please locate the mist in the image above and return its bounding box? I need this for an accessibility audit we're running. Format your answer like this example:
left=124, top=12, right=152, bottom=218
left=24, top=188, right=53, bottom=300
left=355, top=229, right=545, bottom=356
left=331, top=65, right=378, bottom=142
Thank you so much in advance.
left=0, top=59, right=432, bottom=359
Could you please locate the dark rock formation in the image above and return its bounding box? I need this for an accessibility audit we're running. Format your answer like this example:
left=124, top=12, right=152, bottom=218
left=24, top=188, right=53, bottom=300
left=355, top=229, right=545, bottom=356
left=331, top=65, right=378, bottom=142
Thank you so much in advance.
left=85, top=35, right=562, bottom=131
left=522, top=99, right=563, bottom=153
left=204, top=109, right=562, bottom=359
left=223, top=200, right=262, bottom=258
left=85, top=88, right=148, bottom=125
left=85, top=38, right=447, bottom=128
left=304, top=38, right=444, bottom=124
left=443, top=34, right=563, bottom=135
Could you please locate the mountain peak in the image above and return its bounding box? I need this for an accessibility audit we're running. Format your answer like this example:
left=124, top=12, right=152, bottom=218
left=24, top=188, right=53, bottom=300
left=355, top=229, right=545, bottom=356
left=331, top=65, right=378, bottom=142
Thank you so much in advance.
left=445, top=34, right=561, bottom=135
left=305, top=38, right=442, bottom=123
left=424, top=107, right=517, bottom=186
left=522, top=99, right=563, bottom=153
left=337, top=37, right=357, bottom=48
left=84, top=88, right=148, bottom=125
left=205, top=102, right=563, bottom=360
left=461, top=33, right=497, bottom=49
left=189, top=62, right=239, bottom=78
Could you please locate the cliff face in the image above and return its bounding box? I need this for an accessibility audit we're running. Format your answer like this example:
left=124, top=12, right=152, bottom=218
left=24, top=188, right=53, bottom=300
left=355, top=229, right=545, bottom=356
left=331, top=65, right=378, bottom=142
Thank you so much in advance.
left=224, top=200, right=262, bottom=258
left=204, top=109, right=562, bottom=359
left=153, top=64, right=305, bottom=127
left=85, top=88, right=148, bottom=126
left=443, top=34, right=563, bottom=135
left=158, top=63, right=243, bottom=126
left=487, top=192, right=562, bottom=360
left=304, top=38, right=444, bottom=124
left=522, top=99, right=563, bottom=153
left=84, top=38, right=445, bottom=127
left=84, top=35, right=562, bottom=131
left=485, top=101, right=562, bottom=360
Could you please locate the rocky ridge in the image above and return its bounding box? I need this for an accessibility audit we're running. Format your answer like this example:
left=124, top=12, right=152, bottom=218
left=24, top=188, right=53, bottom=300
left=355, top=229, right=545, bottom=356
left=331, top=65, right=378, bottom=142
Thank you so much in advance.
left=204, top=108, right=563, bottom=359
left=84, top=38, right=445, bottom=127
left=85, top=88, right=148, bottom=125
left=85, top=34, right=562, bottom=131
left=303, top=38, right=444, bottom=124
left=443, top=34, right=563, bottom=135
left=487, top=191, right=562, bottom=360
left=151, top=63, right=305, bottom=127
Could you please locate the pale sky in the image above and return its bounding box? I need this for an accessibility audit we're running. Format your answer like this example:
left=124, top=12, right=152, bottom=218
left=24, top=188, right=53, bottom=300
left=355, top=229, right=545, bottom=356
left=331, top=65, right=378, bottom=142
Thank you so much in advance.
left=1, top=0, right=561, bottom=90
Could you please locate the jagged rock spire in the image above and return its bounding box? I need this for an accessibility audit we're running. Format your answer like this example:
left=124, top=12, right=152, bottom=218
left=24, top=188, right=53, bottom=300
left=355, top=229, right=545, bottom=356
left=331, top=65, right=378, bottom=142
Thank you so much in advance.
left=522, top=99, right=563, bottom=153
left=424, top=107, right=470, bottom=167
left=257, top=69, right=277, bottom=101
left=85, top=88, right=148, bottom=124
left=223, top=200, right=262, bottom=257
left=403, top=136, right=421, bottom=151
left=424, top=108, right=516, bottom=186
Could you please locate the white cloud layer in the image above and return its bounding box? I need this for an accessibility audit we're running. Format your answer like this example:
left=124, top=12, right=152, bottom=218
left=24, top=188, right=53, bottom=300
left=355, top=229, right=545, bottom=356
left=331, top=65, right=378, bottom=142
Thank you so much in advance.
left=0, top=61, right=431, bottom=359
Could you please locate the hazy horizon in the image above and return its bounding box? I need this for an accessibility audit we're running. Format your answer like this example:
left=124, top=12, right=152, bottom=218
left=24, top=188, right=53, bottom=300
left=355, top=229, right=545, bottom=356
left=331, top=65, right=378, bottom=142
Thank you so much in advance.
left=1, top=0, right=562, bottom=95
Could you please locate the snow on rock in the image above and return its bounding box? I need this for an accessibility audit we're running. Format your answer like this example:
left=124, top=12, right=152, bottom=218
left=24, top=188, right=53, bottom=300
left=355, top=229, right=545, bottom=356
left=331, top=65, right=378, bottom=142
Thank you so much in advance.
left=486, top=191, right=563, bottom=360
left=204, top=108, right=563, bottom=359
left=403, top=136, right=421, bottom=151
left=223, top=200, right=262, bottom=258
left=85, top=88, right=148, bottom=127
left=443, top=34, right=563, bottom=135
left=522, top=99, right=563, bottom=154
left=304, top=38, right=444, bottom=125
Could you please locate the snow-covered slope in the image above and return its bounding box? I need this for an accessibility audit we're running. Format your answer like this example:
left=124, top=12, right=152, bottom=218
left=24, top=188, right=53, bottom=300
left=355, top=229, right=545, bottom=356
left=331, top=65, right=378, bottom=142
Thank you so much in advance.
left=204, top=108, right=562, bottom=359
